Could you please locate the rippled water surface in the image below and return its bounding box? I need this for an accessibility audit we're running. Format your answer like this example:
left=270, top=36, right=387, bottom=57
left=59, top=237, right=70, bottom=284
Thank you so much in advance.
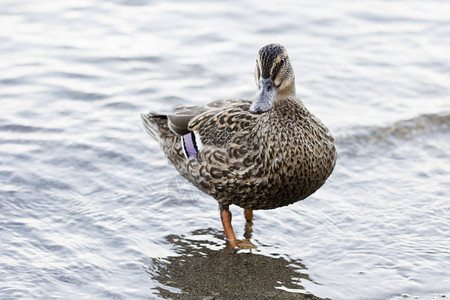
left=1, top=1, right=450, bottom=299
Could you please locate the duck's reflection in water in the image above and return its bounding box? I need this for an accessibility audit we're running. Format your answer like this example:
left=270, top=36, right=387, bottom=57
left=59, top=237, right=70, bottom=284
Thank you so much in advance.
left=148, top=228, right=325, bottom=300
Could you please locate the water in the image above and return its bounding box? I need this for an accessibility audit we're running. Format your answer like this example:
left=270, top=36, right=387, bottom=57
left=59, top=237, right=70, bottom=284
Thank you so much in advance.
left=1, top=0, right=449, bottom=299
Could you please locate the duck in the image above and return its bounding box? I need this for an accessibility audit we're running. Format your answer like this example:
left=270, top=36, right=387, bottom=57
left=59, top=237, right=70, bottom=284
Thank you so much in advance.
left=141, top=43, right=337, bottom=249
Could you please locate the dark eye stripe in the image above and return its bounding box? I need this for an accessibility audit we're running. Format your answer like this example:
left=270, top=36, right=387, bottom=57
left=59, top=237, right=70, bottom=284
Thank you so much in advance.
left=271, top=62, right=283, bottom=82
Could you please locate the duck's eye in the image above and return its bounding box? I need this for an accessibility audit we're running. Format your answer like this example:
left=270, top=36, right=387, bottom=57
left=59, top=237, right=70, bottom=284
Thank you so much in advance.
left=280, top=58, right=285, bottom=65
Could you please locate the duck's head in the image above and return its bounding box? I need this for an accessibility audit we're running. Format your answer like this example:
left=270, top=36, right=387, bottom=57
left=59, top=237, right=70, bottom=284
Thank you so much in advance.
left=250, top=43, right=296, bottom=113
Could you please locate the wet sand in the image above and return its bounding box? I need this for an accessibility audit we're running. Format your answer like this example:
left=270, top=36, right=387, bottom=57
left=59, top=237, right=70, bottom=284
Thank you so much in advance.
left=149, top=229, right=326, bottom=300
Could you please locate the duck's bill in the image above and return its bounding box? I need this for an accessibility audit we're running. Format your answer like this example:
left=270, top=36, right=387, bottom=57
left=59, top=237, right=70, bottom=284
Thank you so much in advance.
left=249, top=78, right=277, bottom=113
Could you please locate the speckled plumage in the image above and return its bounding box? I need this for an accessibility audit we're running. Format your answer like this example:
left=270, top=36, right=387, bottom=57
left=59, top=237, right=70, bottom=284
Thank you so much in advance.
left=142, top=44, right=337, bottom=212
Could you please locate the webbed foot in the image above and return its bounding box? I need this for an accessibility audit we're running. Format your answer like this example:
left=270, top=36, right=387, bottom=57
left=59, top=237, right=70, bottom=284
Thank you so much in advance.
left=233, top=238, right=257, bottom=249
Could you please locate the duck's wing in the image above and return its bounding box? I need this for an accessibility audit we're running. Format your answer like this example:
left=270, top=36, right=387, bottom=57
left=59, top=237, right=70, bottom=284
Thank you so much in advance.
left=186, top=99, right=255, bottom=147
left=184, top=99, right=265, bottom=200
left=165, top=99, right=266, bottom=203
left=168, top=99, right=252, bottom=138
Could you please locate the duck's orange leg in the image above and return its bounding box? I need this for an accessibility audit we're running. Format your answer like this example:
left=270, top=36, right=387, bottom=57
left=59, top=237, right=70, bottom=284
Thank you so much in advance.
left=220, top=207, right=256, bottom=249
left=244, top=209, right=253, bottom=222
left=220, top=208, right=237, bottom=245
left=244, top=209, right=253, bottom=239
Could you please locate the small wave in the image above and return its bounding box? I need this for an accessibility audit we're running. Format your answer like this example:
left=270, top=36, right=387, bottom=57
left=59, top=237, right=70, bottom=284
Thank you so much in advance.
left=74, top=55, right=162, bottom=64
left=337, top=112, right=450, bottom=146
left=0, top=124, right=63, bottom=133
left=43, top=71, right=99, bottom=80
left=52, top=88, right=108, bottom=101
left=8, top=174, right=72, bottom=191
left=103, top=101, right=138, bottom=110
left=135, top=87, right=157, bottom=95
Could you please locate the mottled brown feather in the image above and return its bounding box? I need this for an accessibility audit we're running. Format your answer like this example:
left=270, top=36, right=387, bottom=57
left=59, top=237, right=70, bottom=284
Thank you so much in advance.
left=141, top=96, right=336, bottom=210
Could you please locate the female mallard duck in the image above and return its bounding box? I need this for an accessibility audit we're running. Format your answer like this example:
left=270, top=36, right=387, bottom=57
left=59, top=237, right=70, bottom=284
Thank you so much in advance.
left=142, top=44, right=337, bottom=248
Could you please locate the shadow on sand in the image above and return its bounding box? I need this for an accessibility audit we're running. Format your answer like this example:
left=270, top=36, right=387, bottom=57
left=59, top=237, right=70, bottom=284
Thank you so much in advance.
left=147, top=228, right=325, bottom=300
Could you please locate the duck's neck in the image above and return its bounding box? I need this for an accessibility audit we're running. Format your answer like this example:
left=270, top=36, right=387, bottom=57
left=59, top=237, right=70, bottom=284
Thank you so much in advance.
left=275, top=80, right=296, bottom=101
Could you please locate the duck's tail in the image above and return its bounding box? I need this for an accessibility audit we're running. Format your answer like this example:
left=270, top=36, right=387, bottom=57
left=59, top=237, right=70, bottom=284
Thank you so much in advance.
left=141, top=112, right=169, bottom=142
